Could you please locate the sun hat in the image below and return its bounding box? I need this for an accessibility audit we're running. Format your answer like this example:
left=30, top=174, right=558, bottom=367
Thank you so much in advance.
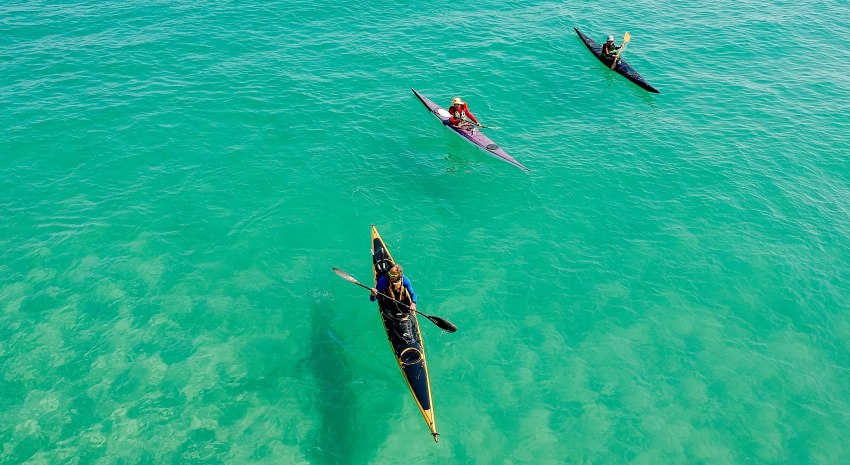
left=451, top=97, right=463, bottom=105
left=607, top=35, right=614, bottom=42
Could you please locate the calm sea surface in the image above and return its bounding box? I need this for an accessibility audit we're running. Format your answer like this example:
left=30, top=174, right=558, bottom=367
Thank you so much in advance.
left=2, top=1, right=850, bottom=464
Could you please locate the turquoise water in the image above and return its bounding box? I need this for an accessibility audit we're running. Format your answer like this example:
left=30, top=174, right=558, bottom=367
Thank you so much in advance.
left=3, top=0, right=850, bottom=463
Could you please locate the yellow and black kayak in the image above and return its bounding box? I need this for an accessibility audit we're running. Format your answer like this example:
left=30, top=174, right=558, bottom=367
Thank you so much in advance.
left=371, top=225, right=438, bottom=442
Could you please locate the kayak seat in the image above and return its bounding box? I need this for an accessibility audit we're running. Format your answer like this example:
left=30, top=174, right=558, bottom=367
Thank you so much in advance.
left=375, top=257, right=392, bottom=275
left=399, top=347, right=423, bottom=365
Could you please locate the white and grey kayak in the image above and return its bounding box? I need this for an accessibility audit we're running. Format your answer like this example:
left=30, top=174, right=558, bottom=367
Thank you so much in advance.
left=411, top=88, right=530, bottom=172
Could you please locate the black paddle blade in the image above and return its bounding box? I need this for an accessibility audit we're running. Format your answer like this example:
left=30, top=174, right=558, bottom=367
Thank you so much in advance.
left=424, top=315, right=457, bottom=333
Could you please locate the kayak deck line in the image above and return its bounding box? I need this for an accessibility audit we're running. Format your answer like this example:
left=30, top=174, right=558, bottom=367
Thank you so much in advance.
left=371, top=225, right=439, bottom=442
left=574, top=28, right=660, bottom=94
left=411, top=88, right=531, bottom=172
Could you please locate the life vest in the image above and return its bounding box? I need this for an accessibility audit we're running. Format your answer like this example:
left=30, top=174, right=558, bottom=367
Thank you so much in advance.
left=386, top=277, right=411, bottom=304
left=449, top=104, right=468, bottom=122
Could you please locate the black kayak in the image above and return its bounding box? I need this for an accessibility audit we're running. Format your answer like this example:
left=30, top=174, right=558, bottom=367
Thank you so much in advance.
left=574, top=28, right=660, bottom=94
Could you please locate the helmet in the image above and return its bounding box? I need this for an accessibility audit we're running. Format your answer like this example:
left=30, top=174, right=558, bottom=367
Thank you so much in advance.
left=607, top=35, right=614, bottom=42
left=451, top=97, right=463, bottom=105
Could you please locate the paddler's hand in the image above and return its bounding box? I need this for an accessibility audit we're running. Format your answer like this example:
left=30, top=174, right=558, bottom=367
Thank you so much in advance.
left=410, top=302, right=417, bottom=312
left=370, top=288, right=377, bottom=297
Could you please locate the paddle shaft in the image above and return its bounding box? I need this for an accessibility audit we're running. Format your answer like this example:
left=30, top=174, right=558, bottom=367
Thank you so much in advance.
left=331, top=266, right=457, bottom=333
left=610, top=42, right=630, bottom=68
left=358, top=279, right=455, bottom=329
left=611, top=32, right=631, bottom=69
left=349, top=279, right=413, bottom=309
left=461, top=116, right=497, bottom=129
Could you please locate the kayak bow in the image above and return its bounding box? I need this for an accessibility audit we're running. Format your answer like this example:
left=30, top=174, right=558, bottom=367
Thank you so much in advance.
left=411, top=88, right=530, bottom=172
left=574, top=28, right=660, bottom=94
left=371, top=225, right=439, bottom=442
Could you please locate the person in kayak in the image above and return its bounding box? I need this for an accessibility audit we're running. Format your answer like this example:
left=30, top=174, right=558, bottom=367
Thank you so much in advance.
left=370, top=264, right=417, bottom=313
left=447, top=97, right=480, bottom=128
left=601, top=35, right=621, bottom=60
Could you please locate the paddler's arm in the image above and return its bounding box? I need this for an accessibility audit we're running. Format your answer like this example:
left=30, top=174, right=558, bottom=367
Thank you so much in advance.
left=402, top=276, right=417, bottom=311
left=464, top=107, right=480, bottom=125
left=370, top=276, right=388, bottom=301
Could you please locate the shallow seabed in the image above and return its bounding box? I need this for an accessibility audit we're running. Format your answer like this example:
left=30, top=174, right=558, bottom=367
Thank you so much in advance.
left=2, top=0, right=850, bottom=464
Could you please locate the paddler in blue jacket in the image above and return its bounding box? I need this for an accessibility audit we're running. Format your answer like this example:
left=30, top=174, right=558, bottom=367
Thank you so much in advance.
left=370, top=264, right=417, bottom=313
left=601, top=35, right=621, bottom=60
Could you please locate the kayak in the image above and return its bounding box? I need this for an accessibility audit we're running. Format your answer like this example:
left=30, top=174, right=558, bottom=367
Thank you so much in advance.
left=574, top=28, right=660, bottom=94
left=411, top=88, right=530, bottom=172
left=371, top=225, right=439, bottom=442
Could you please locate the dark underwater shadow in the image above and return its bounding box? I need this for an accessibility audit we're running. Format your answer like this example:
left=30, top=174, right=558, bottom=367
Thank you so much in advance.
left=302, top=296, right=387, bottom=464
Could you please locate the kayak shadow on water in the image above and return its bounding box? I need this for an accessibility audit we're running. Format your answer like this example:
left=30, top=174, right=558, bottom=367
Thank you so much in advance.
left=303, top=297, right=386, bottom=464
left=638, top=90, right=659, bottom=108
left=443, top=150, right=476, bottom=175
left=441, top=136, right=487, bottom=174
left=597, top=66, right=659, bottom=107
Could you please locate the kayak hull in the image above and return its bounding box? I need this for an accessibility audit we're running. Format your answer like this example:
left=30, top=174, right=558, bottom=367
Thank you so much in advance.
left=411, top=88, right=530, bottom=172
left=371, top=225, right=439, bottom=442
left=574, top=28, right=660, bottom=94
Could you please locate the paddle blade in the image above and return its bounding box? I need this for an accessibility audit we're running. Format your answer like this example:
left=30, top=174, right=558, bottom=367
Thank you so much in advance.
left=623, top=31, right=631, bottom=43
left=331, top=267, right=359, bottom=284
left=424, top=314, right=458, bottom=333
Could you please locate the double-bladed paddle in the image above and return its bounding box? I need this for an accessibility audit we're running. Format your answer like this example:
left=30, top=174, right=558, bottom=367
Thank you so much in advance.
left=611, top=31, right=631, bottom=69
left=331, top=267, right=458, bottom=333
left=461, top=118, right=499, bottom=130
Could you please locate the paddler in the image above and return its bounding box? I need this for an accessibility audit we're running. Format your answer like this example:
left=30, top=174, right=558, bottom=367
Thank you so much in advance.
left=601, top=35, right=621, bottom=61
left=370, top=264, right=417, bottom=313
left=447, top=97, right=480, bottom=128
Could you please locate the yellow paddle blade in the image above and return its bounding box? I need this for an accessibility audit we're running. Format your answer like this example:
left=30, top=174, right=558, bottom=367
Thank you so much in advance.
left=623, top=31, right=631, bottom=43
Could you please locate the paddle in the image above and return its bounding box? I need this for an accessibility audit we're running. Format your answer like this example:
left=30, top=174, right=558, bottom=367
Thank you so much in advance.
left=610, top=31, right=631, bottom=69
left=462, top=117, right=500, bottom=130
left=331, top=267, right=458, bottom=333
